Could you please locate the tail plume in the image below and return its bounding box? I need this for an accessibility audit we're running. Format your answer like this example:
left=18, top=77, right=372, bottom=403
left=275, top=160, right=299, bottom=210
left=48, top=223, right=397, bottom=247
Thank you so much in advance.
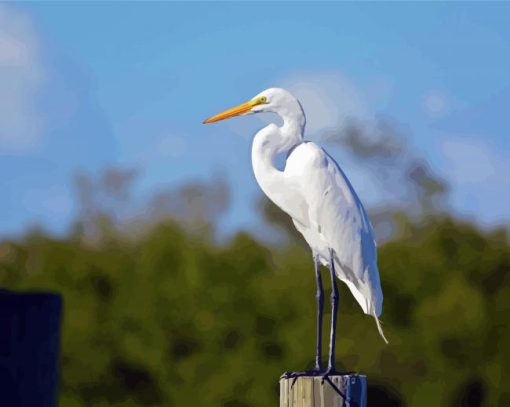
left=373, top=313, right=389, bottom=344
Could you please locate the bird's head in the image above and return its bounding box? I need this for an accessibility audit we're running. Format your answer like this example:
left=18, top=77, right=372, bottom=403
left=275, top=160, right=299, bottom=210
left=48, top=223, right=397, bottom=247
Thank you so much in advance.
left=203, top=88, right=304, bottom=125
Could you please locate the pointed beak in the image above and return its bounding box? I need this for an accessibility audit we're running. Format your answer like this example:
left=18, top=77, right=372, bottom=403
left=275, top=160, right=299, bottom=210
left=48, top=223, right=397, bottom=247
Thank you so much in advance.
left=203, top=100, right=256, bottom=124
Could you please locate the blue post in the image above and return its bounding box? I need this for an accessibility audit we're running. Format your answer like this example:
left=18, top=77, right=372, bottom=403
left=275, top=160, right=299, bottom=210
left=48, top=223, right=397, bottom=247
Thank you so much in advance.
left=0, top=290, right=62, bottom=407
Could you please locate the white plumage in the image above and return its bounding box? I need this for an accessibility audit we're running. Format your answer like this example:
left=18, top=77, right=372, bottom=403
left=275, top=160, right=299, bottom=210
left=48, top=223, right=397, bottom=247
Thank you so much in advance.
left=286, top=143, right=383, bottom=317
left=204, top=87, right=388, bottom=374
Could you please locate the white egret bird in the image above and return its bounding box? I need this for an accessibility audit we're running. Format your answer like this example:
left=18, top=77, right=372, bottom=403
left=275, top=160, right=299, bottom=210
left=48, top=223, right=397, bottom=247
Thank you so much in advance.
left=203, top=88, right=387, bottom=380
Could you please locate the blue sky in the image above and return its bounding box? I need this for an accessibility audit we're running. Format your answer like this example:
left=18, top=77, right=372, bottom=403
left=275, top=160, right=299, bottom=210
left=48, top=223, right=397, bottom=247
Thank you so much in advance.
left=1, top=2, right=509, bottom=238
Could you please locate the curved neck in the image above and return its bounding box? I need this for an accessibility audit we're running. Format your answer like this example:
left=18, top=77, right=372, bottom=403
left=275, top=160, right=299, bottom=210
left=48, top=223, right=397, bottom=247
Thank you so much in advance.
left=254, top=108, right=305, bottom=158
left=251, top=109, right=305, bottom=216
left=281, top=107, right=306, bottom=146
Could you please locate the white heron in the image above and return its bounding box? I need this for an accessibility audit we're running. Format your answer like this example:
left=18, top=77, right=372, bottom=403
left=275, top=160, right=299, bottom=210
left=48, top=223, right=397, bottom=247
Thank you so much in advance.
left=203, top=88, right=388, bottom=381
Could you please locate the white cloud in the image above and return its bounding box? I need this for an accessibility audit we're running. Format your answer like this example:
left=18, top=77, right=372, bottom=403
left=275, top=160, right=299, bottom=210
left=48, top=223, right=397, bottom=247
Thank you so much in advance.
left=281, top=71, right=370, bottom=135
left=0, top=5, right=45, bottom=152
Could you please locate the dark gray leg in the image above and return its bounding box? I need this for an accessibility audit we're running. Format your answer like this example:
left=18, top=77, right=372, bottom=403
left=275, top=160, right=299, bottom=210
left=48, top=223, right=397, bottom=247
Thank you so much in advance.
left=281, top=256, right=324, bottom=383
left=314, top=256, right=324, bottom=371
left=326, top=249, right=339, bottom=373
left=283, top=252, right=344, bottom=399
left=318, top=250, right=345, bottom=398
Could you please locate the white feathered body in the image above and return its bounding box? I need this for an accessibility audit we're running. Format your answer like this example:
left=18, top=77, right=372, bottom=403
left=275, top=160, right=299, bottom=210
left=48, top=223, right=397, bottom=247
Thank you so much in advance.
left=248, top=88, right=386, bottom=342
left=285, top=142, right=383, bottom=318
left=204, top=87, right=386, bottom=342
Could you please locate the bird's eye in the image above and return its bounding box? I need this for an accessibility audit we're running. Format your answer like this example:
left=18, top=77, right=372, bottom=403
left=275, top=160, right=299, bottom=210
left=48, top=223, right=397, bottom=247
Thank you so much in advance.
left=260, top=96, right=267, bottom=103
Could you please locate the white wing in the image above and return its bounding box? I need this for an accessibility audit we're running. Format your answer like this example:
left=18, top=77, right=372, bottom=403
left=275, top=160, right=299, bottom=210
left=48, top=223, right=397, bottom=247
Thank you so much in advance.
left=284, top=142, right=383, bottom=320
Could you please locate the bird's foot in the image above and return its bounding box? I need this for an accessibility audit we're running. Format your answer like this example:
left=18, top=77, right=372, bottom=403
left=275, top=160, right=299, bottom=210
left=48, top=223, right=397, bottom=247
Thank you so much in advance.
left=320, top=367, right=349, bottom=399
left=281, top=367, right=353, bottom=398
left=280, top=368, right=323, bottom=388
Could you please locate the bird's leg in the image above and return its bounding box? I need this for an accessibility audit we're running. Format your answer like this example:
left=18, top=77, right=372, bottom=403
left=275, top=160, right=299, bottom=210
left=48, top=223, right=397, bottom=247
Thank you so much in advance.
left=283, top=252, right=347, bottom=398
left=314, top=256, right=324, bottom=371
left=324, top=249, right=339, bottom=377
left=317, top=250, right=347, bottom=399
left=280, top=256, right=324, bottom=387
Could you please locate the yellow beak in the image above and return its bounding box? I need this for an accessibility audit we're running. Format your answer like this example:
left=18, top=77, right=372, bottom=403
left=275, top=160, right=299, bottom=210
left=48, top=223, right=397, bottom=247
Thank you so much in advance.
left=203, top=99, right=258, bottom=124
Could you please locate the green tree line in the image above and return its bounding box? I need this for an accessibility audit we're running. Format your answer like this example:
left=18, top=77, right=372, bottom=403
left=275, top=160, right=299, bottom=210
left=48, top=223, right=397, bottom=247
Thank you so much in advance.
left=1, top=208, right=509, bottom=406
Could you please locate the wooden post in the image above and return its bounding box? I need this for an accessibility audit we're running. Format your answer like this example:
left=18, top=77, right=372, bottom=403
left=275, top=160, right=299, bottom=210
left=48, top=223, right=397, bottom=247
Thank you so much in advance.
left=0, top=290, right=63, bottom=407
left=279, top=374, right=367, bottom=407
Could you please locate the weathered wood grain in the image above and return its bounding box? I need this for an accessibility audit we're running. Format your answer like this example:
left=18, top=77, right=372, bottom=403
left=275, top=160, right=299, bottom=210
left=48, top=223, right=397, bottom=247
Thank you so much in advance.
left=280, top=374, right=367, bottom=407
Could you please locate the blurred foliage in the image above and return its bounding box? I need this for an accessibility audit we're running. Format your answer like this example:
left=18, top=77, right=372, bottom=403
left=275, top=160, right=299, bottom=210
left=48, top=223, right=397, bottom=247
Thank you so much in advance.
left=1, top=208, right=509, bottom=406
